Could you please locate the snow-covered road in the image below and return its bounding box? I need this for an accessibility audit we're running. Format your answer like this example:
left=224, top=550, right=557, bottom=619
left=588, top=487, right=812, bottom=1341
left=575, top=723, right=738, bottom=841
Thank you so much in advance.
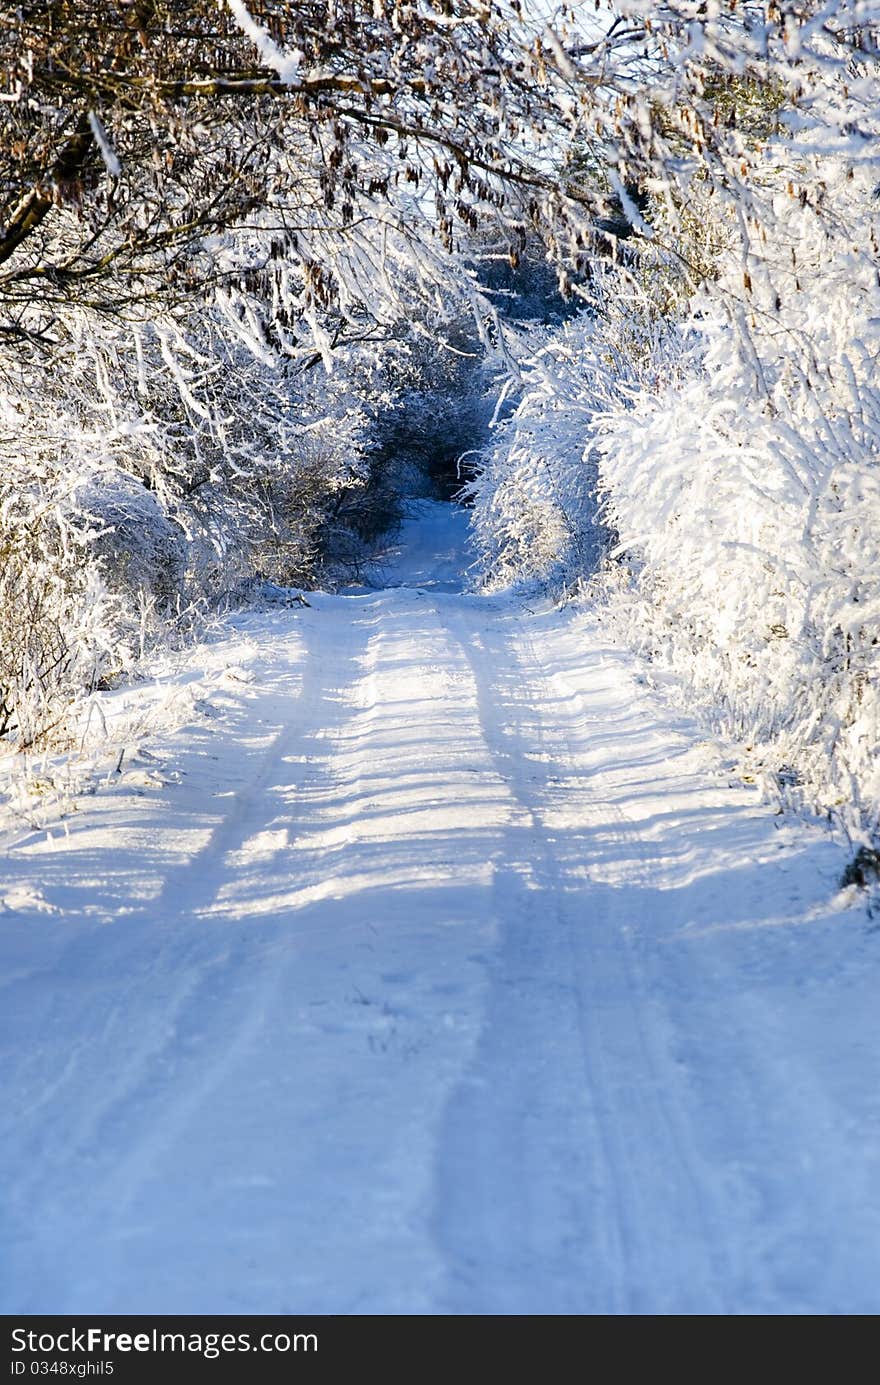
left=2, top=502, right=879, bottom=1314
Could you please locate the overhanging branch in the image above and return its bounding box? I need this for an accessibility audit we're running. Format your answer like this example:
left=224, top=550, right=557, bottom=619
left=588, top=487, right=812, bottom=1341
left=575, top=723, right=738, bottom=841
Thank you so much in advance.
left=0, top=120, right=94, bottom=268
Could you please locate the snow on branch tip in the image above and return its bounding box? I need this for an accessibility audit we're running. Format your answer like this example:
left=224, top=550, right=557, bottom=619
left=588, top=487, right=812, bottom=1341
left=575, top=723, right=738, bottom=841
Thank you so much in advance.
left=225, top=0, right=305, bottom=86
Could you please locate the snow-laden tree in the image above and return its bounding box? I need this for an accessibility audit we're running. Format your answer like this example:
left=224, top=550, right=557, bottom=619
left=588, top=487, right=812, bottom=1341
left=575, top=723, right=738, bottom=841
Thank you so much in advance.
left=4, top=3, right=876, bottom=345
left=0, top=0, right=617, bottom=350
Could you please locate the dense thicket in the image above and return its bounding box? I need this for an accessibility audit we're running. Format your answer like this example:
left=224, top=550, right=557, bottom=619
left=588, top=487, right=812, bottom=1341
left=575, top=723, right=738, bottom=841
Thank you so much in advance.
left=470, top=3, right=880, bottom=842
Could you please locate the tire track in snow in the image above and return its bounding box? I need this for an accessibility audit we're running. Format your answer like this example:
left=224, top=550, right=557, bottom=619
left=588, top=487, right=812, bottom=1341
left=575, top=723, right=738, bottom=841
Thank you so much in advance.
left=2, top=583, right=513, bottom=1312
left=1, top=609, right=372, bottom=1310
left=523, top=613, right=739, bottom=1311
left=486, top=603, right=880, bottom=1314
left=428, top=596, right=632, bottom=1312
left=429, top=596, right=732, bottom=1313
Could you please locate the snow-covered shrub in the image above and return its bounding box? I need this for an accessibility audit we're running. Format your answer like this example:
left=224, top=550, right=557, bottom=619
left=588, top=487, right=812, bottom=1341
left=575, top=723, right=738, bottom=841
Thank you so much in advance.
left=467, top=263, right=679, bottom=591
left=596, top=151, right=880, bottom=836
left=466, top=318, right=602, bottom=590
left=73, top=474, right=188, bottom=613
left=0, top=472, right=124, bottom=746
left=0, top=288, right=378, bottom=743
left=470, top=15, right=880, bottom=838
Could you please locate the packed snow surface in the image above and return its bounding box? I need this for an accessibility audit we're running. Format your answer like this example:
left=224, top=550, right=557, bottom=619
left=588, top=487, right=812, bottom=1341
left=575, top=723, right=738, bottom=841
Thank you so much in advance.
left=1, top=500, right=878, bottom=1315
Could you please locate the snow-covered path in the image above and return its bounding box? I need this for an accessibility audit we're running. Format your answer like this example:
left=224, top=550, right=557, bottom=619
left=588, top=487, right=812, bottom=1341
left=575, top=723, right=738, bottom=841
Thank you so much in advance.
left=2, top=502, right=879, bottom=1315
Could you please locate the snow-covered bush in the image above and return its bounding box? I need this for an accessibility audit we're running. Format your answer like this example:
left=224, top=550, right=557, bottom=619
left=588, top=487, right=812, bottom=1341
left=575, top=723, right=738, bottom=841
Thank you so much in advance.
left=470, top=9, right=880, bottom=838
left=0, top=469, right=124, bottom=746
left=467, top=262, right=679, bottom=590
left=0, top=287, right=378, bottom=743
left=596, top=149, right=880, bottom=837
left=466, top=318, right=603, bottom=591
left=73, top=474, right=188, bottom=613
